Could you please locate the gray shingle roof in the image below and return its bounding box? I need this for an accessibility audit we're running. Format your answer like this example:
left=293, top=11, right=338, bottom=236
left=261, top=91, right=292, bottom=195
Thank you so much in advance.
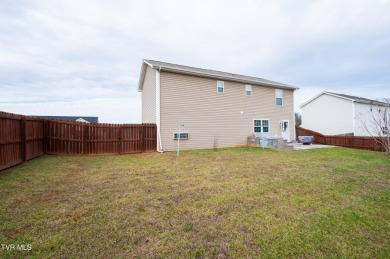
left=142, top=59, right=298, bottom=90
left=326, top=92, right=389, bottom=105
left=300, top=91, right=389, bottom=108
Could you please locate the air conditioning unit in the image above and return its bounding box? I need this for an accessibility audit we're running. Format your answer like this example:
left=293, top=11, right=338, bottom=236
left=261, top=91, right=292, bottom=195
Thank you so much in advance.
left=173, top=132, right=189, bottom=140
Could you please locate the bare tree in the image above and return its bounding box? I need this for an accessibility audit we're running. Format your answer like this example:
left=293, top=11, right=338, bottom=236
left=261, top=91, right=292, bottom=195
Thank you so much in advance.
left=358, top=98, right=390, bottom=155
left=295, top=112, right=302, bottom=126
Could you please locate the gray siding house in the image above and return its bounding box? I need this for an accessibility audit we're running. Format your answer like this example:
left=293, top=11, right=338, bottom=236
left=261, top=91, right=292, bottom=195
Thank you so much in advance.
left=138, top=60, right=298, bottom=151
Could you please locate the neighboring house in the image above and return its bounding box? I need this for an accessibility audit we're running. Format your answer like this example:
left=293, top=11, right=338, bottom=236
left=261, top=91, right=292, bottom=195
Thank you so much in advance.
left=33, top=116, right=99, bottom=123
left=138, top=59, right=298, bottom=151
left=300, top=92, right=389, bottom=136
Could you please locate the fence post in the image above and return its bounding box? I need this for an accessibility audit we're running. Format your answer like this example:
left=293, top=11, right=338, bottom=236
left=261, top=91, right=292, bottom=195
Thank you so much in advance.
left=118, top=125, right=122, bottom=155
left=20, top=116, right=27, bottom=162
left=83, top=124, right=88, bottom=155
left=43, top=120, right=48, bottom=154
left=141, top=124, right=145, bottom=152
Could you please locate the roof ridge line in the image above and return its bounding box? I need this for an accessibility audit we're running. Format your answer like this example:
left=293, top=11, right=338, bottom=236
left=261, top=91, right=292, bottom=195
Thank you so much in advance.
left=143, top=59, right=298, bottom=90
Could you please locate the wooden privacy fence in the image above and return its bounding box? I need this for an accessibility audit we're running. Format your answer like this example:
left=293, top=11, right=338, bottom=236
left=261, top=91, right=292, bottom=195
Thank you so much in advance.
left=45, top=120, right=156, bottom=155
left=296, top=126, right=385, bottom=151
left=0, top=112, right=45, bottom=171
left=0, top=111, right=157, bottom=171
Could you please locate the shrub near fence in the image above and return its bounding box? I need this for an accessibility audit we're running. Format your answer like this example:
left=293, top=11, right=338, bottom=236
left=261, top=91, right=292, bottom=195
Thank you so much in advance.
left=295, top=126, right=384, bottom=151
left=0, top=111, right=157, bottom=171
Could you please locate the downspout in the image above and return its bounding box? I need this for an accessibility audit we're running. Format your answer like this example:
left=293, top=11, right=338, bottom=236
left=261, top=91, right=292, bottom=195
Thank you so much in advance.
left=156, top=66, right=163, bottom=152
left=293, top=89, right=297, bottom=141
left=352, top=100, right=356, bottom=136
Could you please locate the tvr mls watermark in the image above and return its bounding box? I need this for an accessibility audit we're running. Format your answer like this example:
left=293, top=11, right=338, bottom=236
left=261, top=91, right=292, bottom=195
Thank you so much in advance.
left=1, top=244, right=32, bottom=251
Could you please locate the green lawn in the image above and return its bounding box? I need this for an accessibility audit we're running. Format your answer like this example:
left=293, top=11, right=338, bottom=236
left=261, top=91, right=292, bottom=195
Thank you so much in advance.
left=0, top=147, right=389, bottom=258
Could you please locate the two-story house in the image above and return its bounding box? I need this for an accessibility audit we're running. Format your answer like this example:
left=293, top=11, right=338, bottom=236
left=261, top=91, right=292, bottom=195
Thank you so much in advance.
left=138, top=60, right=298, bottom=151
left=300, top=92, right=390, bottom=136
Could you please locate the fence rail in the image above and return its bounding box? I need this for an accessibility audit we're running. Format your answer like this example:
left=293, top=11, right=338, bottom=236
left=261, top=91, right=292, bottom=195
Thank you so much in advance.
left=0, top=111, right=156, bottom=171
left=295, top=126, right=385, bottom=151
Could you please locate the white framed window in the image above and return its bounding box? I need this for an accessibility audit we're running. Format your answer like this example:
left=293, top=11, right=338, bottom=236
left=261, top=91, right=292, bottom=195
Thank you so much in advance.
left=217, top=81, right=224, bottom=93
left=173, top=132, right=189, bottom=139
left=382, top=127, right=388, bottom=135
left=253, top=119, right=269, bottom=133
left=275, top=89, right=283, bottom=106
left=245, top=85, right=252, bottom=96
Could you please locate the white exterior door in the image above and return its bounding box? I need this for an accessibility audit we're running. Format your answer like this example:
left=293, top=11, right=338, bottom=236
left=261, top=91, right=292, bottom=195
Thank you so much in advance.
left=281, top=120, right=290, bottom=141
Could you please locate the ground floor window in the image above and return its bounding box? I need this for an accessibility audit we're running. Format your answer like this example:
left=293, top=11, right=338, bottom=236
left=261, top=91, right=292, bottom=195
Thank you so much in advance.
left=254, top=119, right=269, bottom=133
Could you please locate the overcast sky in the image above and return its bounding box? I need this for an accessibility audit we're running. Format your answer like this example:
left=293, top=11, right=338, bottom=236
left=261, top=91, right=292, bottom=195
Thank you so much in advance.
left=1, top=0, right=390, bottom=123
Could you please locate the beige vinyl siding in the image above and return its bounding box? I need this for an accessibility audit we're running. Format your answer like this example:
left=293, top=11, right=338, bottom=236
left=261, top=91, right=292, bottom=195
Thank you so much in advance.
left=301, top=94, right=353, bottom=135
left=141, top=66, right=157, bottom=123
left=160, top=71, right=294, bottom=151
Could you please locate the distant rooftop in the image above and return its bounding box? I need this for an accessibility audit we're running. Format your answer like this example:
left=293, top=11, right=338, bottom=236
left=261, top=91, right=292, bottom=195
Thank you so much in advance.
left=32, top=116, right=99, bottom=123
left=139, top=59, right=298, bottom=91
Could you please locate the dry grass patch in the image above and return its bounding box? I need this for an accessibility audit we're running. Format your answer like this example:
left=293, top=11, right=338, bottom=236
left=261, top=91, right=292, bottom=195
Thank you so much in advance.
left=0, top=147, right=389, bottom=258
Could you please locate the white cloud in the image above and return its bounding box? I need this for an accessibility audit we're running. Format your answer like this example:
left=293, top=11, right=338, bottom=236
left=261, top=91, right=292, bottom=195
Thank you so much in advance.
left=0, top=0, right=389, bottom=122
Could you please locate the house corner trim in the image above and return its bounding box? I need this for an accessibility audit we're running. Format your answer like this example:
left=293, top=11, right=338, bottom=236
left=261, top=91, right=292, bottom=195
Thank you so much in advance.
left=352, top=101, right=356, bottom=135
left=156, top=69, right=162, bottom=152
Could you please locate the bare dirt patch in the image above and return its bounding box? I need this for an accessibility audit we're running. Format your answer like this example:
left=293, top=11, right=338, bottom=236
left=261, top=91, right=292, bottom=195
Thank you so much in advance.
left=36, top=190, right=61, bottom=203
left=6, top=224, right=31, bottom=240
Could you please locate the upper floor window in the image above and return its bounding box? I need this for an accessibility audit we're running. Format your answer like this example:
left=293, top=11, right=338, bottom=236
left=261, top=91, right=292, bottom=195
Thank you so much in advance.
left=245, top=85, right=252, bottom=96
left=382, top=127, right=389, bottom=135
left=276, top=89, right=283, bottom=106
left=217, top=81, right=224, bottom=93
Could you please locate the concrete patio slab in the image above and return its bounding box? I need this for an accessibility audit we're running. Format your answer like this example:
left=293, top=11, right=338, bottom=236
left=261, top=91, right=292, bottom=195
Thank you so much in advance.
left=287, top=143, right=338, bottom=150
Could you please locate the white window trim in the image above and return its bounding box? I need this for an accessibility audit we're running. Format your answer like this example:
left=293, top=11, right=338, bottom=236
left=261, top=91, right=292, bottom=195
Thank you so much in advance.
left=217, top=81, right=224, bottom=93
left=245, top=85, right=252, bottom=96
left=275, top=89, right=283, bottom=106
left=253, top=119, right=270, bottom=133
left=173, top=132, right=189, bottom=140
